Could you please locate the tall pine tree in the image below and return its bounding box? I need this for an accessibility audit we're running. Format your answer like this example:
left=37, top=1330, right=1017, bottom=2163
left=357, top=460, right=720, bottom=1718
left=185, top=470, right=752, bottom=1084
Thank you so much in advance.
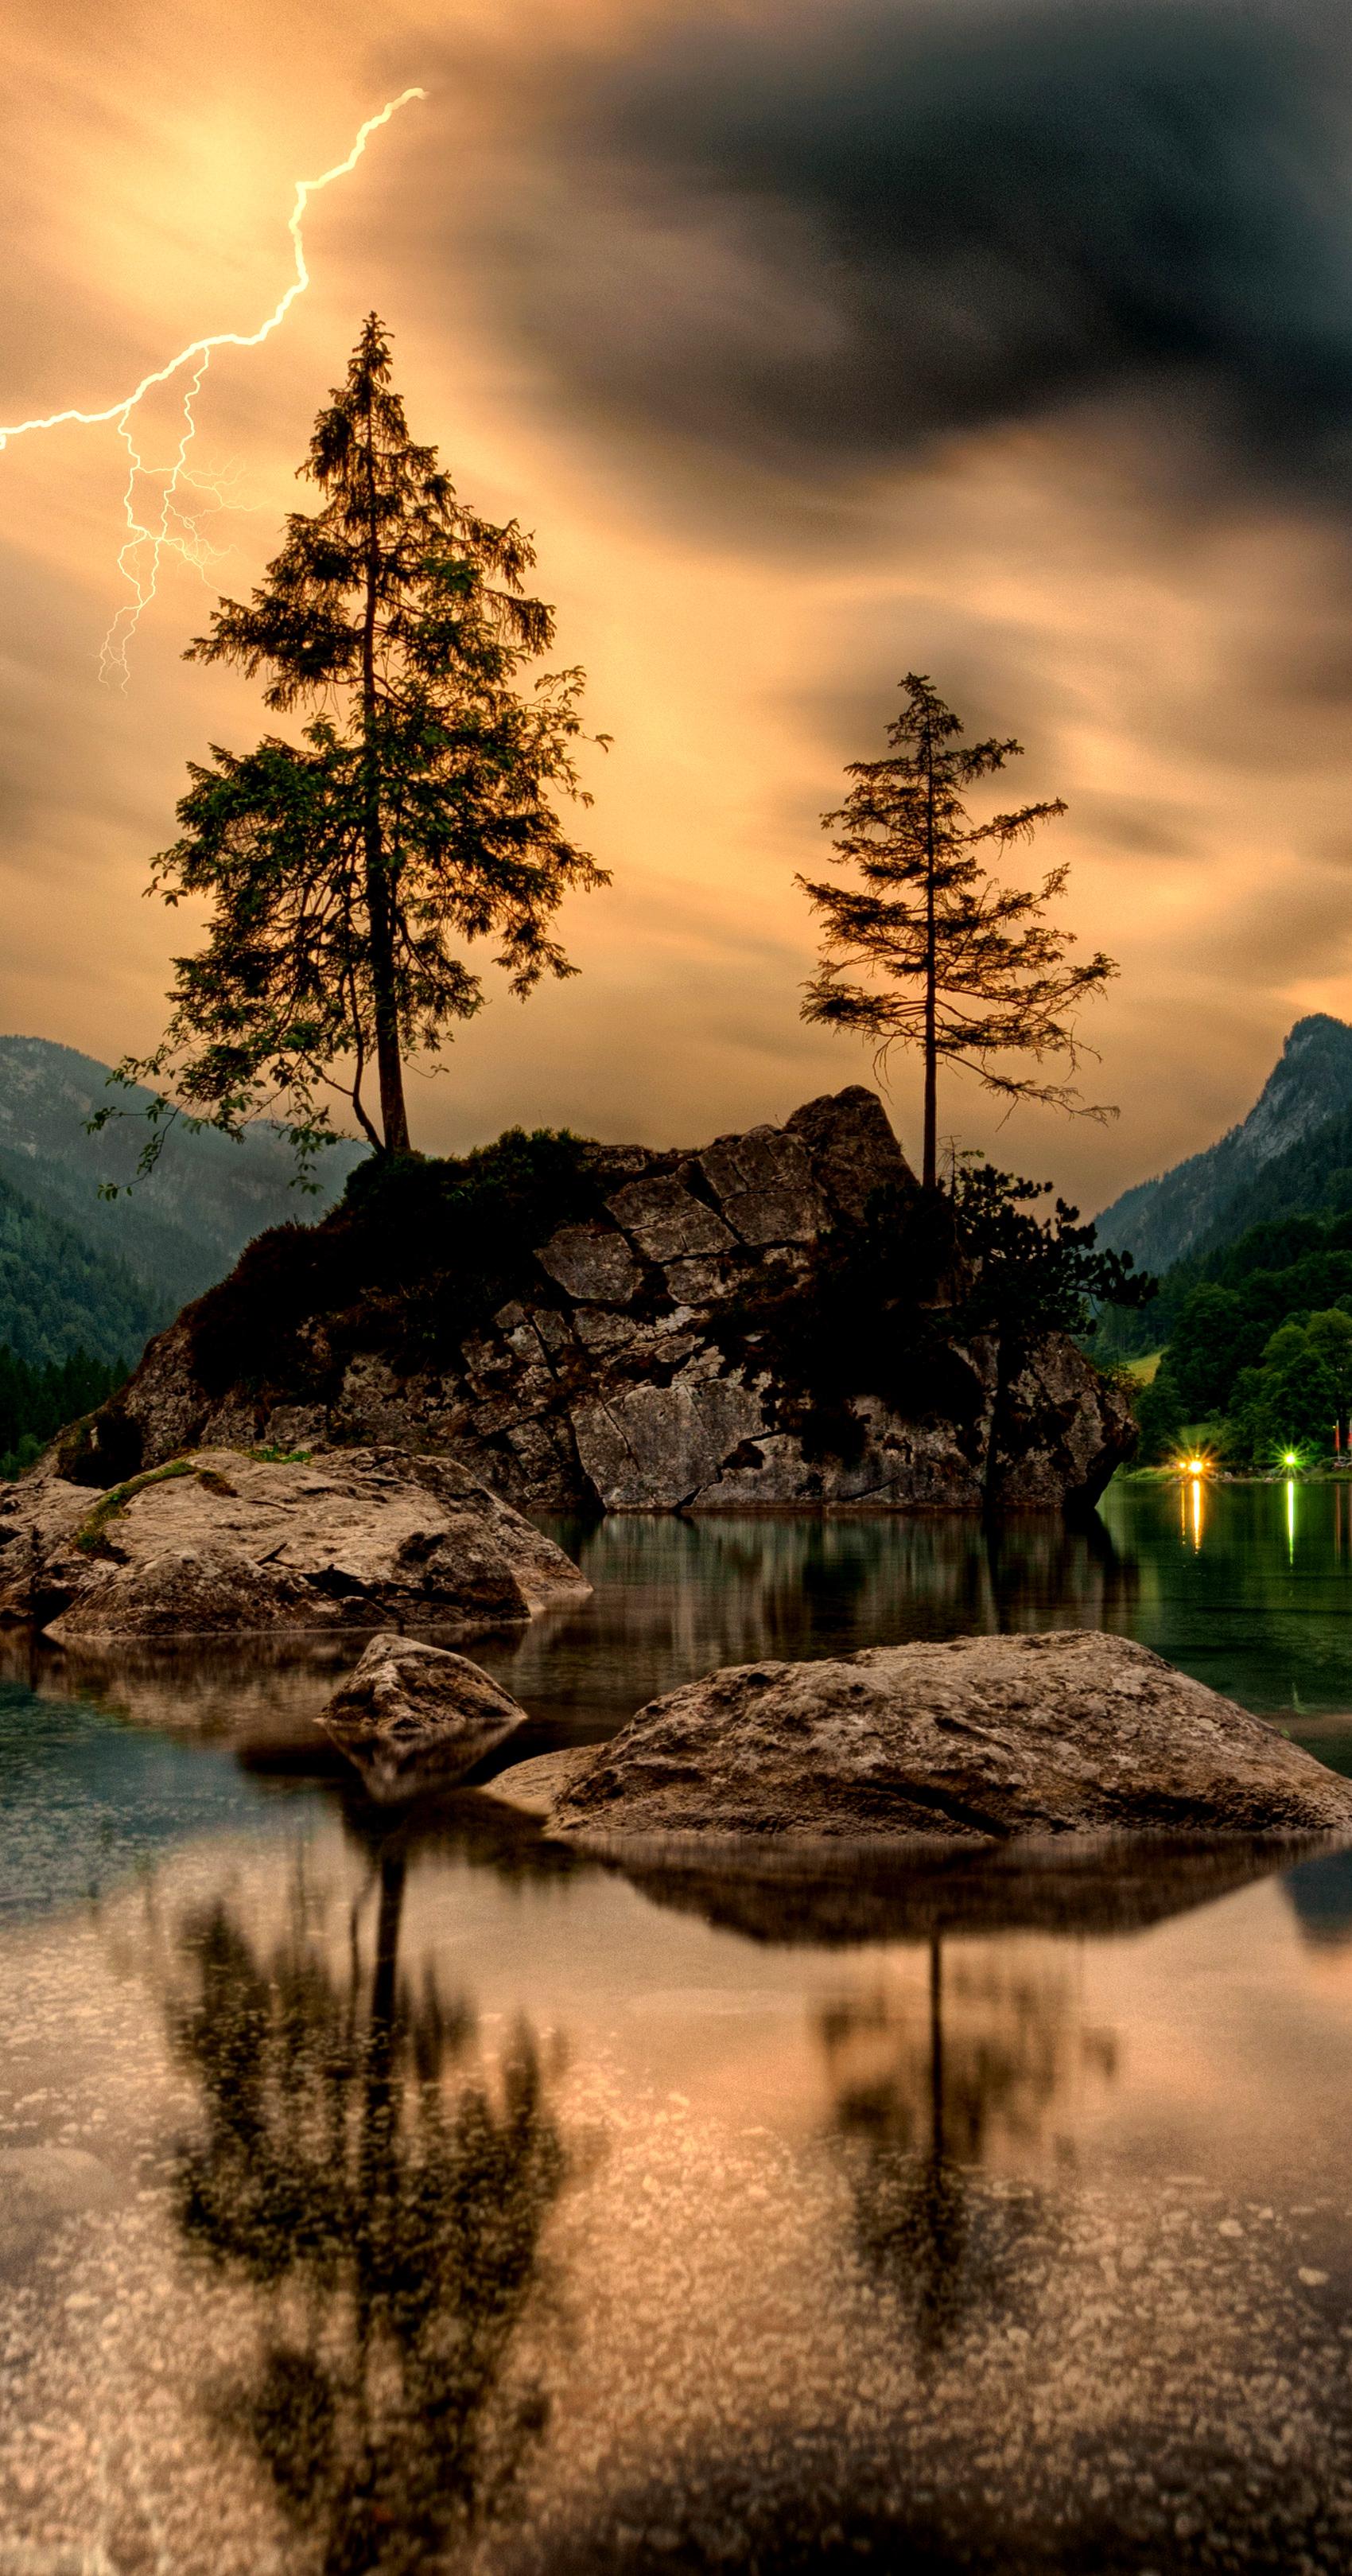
left=113, top=317, right=608, bottom=1169
left=798, top=675, right=1115, bottom=1189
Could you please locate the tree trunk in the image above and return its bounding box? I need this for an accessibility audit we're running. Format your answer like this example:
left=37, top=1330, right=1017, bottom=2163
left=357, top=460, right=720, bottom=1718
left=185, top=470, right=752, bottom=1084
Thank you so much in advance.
left=361, top=418, right=411, bottom=1155
left=355, top=1849, right=406, bottom=2355
left=923, top=740, right=938, bottom=1189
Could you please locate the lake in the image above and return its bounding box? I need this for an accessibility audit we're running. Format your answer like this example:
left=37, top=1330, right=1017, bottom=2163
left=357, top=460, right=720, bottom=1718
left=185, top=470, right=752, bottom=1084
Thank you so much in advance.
left=4, top=1477, right=1352, bottom=2571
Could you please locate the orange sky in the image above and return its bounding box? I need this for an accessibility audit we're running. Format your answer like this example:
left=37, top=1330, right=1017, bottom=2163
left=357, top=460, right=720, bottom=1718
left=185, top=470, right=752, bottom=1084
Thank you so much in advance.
left=6, top=0, right=1352, bottom=1212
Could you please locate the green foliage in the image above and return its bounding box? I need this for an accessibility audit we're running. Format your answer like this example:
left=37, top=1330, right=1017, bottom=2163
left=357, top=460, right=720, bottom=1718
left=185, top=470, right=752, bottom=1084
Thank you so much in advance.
left=187, top=1127, right=604, bottom=1399
left=1098, top=1205, right=1352, bottom=1360
left=0, top=1037, right=360, bottom=1321
left=1131, top=1201, right=1352, bottom=1462
left=0, top=1345, right=129, bottom=1480
left=950, top=1165, right=1154, bottom=1341
left=711, top=1164, right=1151, bottom=1462
left=798, top=672, right=1114, bottom=1185
left=1095, top=1018, right=1352, bottom=1289
left=0, top=1163, right=159, bottom=1371
left=182, top=1129, right=1151, bottom=1469
left=108, top=314, right=608, bottom=1176
left=1226, top=1309, right=1352, bottom=1465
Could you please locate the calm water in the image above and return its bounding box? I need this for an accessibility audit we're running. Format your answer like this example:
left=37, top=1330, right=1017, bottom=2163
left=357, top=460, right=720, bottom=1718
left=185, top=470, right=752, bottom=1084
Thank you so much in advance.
left=6, top=1481, right=1352, bottom=2570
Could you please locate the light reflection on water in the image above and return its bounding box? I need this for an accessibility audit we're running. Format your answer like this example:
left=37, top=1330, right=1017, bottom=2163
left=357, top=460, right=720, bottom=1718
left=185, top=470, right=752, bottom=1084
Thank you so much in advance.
left=6, top=1486, right=1352, bottom=2566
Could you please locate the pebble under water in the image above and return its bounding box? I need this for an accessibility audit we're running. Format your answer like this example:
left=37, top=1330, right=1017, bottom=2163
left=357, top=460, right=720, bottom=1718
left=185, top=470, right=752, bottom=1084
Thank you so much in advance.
left=4, top=1482, right=1352, bottom=2573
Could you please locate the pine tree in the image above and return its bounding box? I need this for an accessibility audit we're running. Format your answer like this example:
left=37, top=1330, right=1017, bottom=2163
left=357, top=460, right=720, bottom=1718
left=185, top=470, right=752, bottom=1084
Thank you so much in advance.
left=798, top=675, right=1115, bottom=1189
left=112, top=317, right=608, bottom=1171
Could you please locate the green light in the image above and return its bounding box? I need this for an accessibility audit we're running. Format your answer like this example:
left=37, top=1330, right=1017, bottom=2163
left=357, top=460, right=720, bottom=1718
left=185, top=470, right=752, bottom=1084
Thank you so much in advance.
left=1284, top=1451, right=1299, bottom=1468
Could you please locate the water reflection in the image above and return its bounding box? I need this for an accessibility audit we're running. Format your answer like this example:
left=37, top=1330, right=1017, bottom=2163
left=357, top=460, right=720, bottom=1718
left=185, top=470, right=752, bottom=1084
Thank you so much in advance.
left=822, top=1940, right=1114, bottom=2352
left=599, top=1832, right=1302, bottom=1948
left=1284, top=1845, right=1352, bottom=1946
left=485, top=1513, right=1141, bottom=1752
left=169, top=1848, right=564, bottom=2573
left=1179, top=1472, right=1206, bottom=1551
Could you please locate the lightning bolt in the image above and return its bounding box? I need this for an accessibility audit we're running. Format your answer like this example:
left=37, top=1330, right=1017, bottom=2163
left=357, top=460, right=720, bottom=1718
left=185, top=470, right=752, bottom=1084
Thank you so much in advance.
left=0, top=87, right=426, bottom=683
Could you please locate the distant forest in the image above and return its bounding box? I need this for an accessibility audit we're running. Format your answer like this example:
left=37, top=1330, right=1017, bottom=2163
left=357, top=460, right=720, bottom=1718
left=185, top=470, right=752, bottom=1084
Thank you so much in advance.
left=1127, top=1211, right=1352, bottom=1466
left=0, top=1346, right=126, bottom=1480
left=0, top=1168, right=161, bottom=1371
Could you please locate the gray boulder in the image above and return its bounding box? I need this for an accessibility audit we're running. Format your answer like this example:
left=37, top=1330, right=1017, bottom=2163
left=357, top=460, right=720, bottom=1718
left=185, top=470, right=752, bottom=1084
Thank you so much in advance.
left=0, top=1446, right=589, bottom=1641
left=322, top=1632, right=527, bottom=1800
left=499, top=1632, right=1352, bottom=1840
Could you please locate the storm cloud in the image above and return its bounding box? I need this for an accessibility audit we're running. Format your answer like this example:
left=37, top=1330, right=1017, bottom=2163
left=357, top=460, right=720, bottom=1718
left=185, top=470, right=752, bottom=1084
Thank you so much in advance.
left=488, top=0, right=1352, bottom=502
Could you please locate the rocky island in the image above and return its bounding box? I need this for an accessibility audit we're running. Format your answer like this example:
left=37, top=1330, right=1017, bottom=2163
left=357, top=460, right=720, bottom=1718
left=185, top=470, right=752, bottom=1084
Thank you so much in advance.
left=50, top=1088, right=1133, bottom=1520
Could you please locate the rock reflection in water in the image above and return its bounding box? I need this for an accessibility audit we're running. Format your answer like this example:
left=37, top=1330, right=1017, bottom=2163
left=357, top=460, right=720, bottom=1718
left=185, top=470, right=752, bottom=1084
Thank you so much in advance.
left=1284, top=1844, right=1352, bottom=1945
left=606, top=1832, right=1296, bottom=1948
left=168, top=1844, right=564, bottom=2574
left=822, top=1938, right=1115, bottom=2353
left=492, top=1512, right=1141, bottom=1740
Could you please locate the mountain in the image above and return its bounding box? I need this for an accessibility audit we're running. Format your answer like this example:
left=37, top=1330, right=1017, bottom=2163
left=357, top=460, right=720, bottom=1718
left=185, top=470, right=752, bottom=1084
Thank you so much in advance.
left=1093, top=1015, right=1352, bottom=1276
left=0, top=1036, right=366, bottom=1364
left=0, top=1165, right=161, bottom=1368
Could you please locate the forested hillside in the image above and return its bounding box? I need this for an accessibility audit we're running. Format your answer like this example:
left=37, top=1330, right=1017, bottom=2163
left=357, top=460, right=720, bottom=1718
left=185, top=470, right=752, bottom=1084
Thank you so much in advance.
left=0, top=1165, right=160, bottom=1368
left=1132, top=1209, right=1352, bottom=1464
left=0, top=1034, right=365, bottom=1366
left=1094, top=1015, right=1352, bottom=1276
left=0, top=1035, right=363, bottom=1319
left=0, top=1347, right=127, bottom=1478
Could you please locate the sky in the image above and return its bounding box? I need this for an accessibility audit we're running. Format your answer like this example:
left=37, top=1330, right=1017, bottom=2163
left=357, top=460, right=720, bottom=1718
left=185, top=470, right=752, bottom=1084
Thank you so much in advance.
left=6, top=0, right=1352, bottom=1214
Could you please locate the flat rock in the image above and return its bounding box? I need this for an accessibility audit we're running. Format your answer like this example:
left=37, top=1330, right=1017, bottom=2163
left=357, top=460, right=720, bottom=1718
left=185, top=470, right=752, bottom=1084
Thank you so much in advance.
left=604, top=1175, right=735, bottom=1263
left=0, top=1446, right=589, bottom=1641
left=321, top=1631, right=527, bottom=1800
left=536, top=1220, right=643, bottom=1304
left=512, top=1631, right=1352, bottom=1840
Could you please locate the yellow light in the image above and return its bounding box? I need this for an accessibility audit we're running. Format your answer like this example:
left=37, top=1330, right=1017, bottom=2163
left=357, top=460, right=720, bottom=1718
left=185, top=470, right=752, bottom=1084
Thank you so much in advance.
left=1284, top=1451, right=1300, bottom=1468
left=1187, top=1459, right=1206, bottom=1477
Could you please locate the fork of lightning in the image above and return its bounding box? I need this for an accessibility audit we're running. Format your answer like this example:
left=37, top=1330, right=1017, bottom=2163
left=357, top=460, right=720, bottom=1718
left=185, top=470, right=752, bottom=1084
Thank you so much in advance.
left=0, top=86, right=427, bottom=684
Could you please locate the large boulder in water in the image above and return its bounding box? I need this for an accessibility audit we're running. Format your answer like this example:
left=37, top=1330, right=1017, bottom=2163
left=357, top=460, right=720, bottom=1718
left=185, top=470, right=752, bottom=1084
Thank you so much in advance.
left=494, top=1632, right=1352, bottom=1840
left=321, top=1632, right=527, bottom=1800
left=0, top=1445, right=589, bottom=1641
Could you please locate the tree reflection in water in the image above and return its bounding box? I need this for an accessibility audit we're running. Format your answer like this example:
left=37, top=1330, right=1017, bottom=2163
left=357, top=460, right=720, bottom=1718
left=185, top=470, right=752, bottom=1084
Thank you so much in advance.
left=824, top=1939, right=1116, bottom=2354
left=169, top=1847, right=565, bottom=2574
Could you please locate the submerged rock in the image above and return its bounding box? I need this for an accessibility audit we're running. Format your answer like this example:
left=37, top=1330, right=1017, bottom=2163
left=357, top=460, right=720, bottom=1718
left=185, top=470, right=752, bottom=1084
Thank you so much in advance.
left=496, top=1631, right=1352, bottom=1840
left=321, top=1631, right=527, bottom=1800
left=0, top=1445, right=589, bottom=1641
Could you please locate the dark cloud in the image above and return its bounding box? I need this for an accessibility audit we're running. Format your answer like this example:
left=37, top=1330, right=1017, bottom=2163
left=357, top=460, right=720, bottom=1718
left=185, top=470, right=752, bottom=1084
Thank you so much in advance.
left=485, top=0, right=1352, bottom=506
left=1067, top=792, right=1202, bottom=859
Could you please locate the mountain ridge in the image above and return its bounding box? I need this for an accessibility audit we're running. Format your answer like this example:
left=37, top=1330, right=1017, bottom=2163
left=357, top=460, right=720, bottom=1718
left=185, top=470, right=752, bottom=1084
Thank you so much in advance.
left=1093, top=1014, right=1352, bottom=1276
left=0, top=1034, right=365, bottom=1364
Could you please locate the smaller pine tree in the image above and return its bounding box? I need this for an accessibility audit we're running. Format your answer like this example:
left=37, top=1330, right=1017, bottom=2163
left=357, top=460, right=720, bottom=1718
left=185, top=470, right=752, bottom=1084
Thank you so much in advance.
left=798, top=674, right=1116, bottom=1188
